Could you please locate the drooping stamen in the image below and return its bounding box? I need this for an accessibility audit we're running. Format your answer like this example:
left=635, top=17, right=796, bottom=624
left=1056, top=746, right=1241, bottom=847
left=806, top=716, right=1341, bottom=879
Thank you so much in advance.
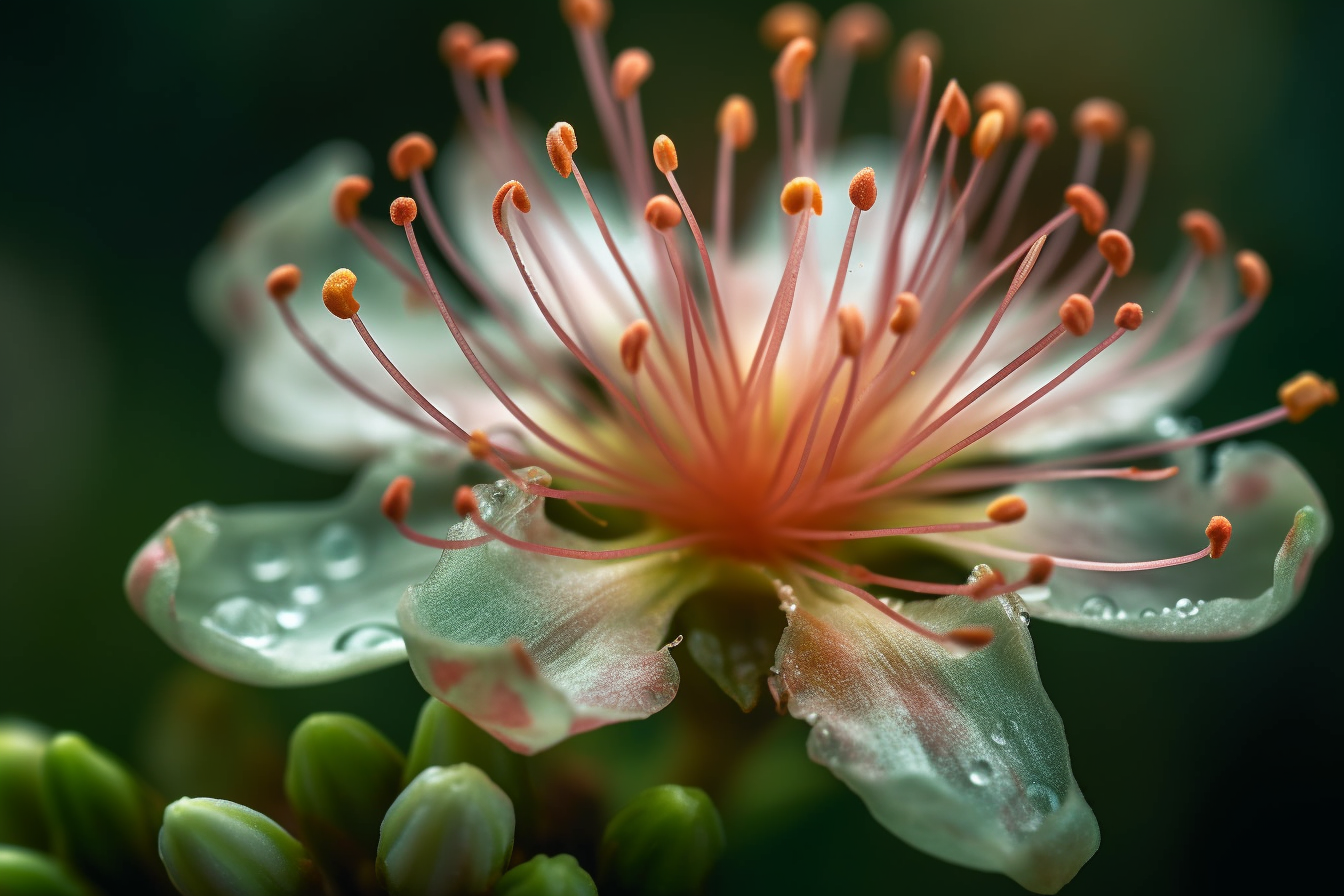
left=795, top=543, right=1052, bottom=599
left=905, top=464, right=1181, bottom=495
left=812, top=307, right=866, bottom=485
left=331, top=173, right=427, bottom=295
left=777, top=494, right=1026, bottom=541
left=975, top=107, right=1057, bottom=265
left=381, top=476, right=492, bottom=550
left=929, top=516, right=1233, bottom=573
left=714, top=95, right=757, bottom=262
left=438, top=22, right=496, bottom=145
left=813, top=3, right=891, bottom=151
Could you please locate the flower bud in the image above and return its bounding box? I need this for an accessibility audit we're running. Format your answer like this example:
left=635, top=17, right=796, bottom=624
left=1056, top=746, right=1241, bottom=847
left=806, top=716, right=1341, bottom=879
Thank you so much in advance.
left=158, top=798, right=324, bottom=896
left=598, top=785, right=726, bottom=896
left=40, top=732, right=171, bottom=894
left=285, top=713, right=405, bottom=894
left=495, top=854, right=597, bottom=896
left=404, top=698, right=532, bottom=819
left=0, top=845, right=88, bottom=896
left=377, top=764, right=515, bottom=896
left=0, top=721, right=51, bottom=850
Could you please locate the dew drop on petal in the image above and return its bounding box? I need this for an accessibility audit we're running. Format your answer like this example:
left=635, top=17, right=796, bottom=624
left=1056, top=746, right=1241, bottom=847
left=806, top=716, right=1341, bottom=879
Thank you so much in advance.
left=334, top=623, right=404, bottom=652
left=969, top=760, right=993, bottom=786
left=1026, top=782, right=1060, bottom=815
left=804, top=711, right=819, bottom=725
left=247, top=540, right=291, bottom=582
left=1174, top=598, right=1198, bottom=618
left=1155, top=415, right=1182, bottom=438
left=990, top=726, right=1008, bottom=746
left=1080, top=595, right=1118, bottom=620
left=1140, top=608, right=1158, bottom=618
left=203, top=596, right=279, bottom=649
left=1018, top=609, right=1031, bottom=626
left=275, top=609, right=306, bottom=630
left=1017, top=585, right=1051, bottom=603
left=291, top=583, right=324, bottom=606
left=314, top=523, right=364, bottom=580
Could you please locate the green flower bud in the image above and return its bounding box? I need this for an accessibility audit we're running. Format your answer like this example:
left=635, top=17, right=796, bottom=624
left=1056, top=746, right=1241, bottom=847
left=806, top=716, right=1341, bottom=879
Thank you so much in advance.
left=403, top=699, right=532, bottom=813
left=377, top=764, right=514, bottom=896
left=158, top=797, right=323, bottom=896
left=40, top=732, right=172, bottom=894
left=285, top=712, right=405, bottom=894
left=0, top=720, right=52, bottom=850
left=598, top=785, right=726, bottom=896
left=0, top=846, right=89, bottom=896
left=495, top=854, right=597, bottom=896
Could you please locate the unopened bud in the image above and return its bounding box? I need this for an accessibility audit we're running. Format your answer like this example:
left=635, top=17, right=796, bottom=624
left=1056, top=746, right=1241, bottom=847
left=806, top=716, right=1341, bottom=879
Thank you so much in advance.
left=403, top=698, right=532, bottom=817
left=598, top=785, right=725, bottom=896
left=159, top=798, right=323, bottom=896
left=496, top=854, right=598, bottom=896
left=0, top=722, right=50, bottom=851
left=0, top=846, right=88, bottom=896
left=377, top=765, right=515, bottom=896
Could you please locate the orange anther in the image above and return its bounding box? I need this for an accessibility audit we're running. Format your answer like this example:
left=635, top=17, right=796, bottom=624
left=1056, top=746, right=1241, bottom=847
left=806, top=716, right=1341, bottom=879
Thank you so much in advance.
left=321, top=268, right=360, bottom=320
left=760, top=2, right=821, bottom=49
left=1179, top=209, right=1225, bottom=256
left=889, top=292, right=920, bottom=334
left=974, top=82, right=1024, bottom=139
left=331, top=175, right=372, bottom=224
left=265, top=264, right=301, bottom=302
left=1026, top=555, right=1055, bottom=585
left=389, top=197, right=418, bottom=226
left=892, top=30, right=941, bottom=101
left=1278, top=372, right=1338, bottom=423
left=467, top=429, right=491, bottom=460
left=559, top=0, right=611, bottom=29
left=1113, top=302, right=1144, bottom=330
left=780, top=176, right=823, bottom=215
left=848, top=166, right=877, bottom=211
left=1072, top=97, right=1127, bottom=143
left=453, top=485, right=480, bottom=518
left=946, top=626, right=995, bottom=649
left=547, top=121, right=578, bottom=178
left=1058, top=294, right=1095, bottom=336
left=717, top=95, right=757, bottom=151
left=939, top=79, right=971, bottom=137
left=468, top=39, right=517, bottom=79
left=986, top=494, right=1028, bottom=523
left=1235, top=249, right=1271, bottom=301
left=1128, top=127, right=1154, bottom=165
left=492, top=181, right=531, bottom=235
left=772, top=36, right=816, bottom=102
left=969, top=569, right=1007, bottom=600
left=611, top=48, right=653, bottom=100
left=619, top=320, right=651, bottom=374
left=389, top=133, right=437, bottom=181
left=1022, top=108, right=1057, bottom=147
left=970, top=109, right=1005, bottom=159
left=652, top=134, right=678, bottom=174
left=644, top=195, right=683, bottom=231
left=438, top=22, right=481, bottom=69
left=1064, top=184, right=1109, bottom=235
left=827, top=3, right=891, bottom=57
left=1097, top=229, right=1135, bottom=277
left=1205, top=515, right=1232, bottom=559
left=837, top=306, right=865, bottom=357
left=381, top=476, right=413, bottom=523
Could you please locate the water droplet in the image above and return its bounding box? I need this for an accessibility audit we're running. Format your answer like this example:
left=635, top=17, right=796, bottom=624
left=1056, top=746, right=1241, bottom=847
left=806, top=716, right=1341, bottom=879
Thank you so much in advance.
left=247, top=540, right=291, bottom=582
left=769, top=665, right=781, bottom=676
left=1174, top=597, right=1198, bottom=618
left=777, top=585, right=797, bottom=613
left=1017, top=585, right=1051, bottom=603
left=334, top=623, right=403, bottom=652
left=1140, top=608, right=1158, bottom=619
left=1026, top=782, right=1060, bottom=814
left=990, top=726, right=1008, bottom=746
left=275, top=609, right=306, bottom=630
left=203, top=597, right=279, bottom=649
left=1161, top=606, right=1173, bottom=616
left=291, top=583, right=323, bottom=606
left=1197, top=599, right=1206, bottom=606
left=1018, top=609, right=1031, bottom=626
left=1155, top=415, right=1181, bottom=438
left=804, top=712, right=819, bottom=725
left=314, top=524, right=364, bottom=580
left=969, top=760, right=993, bottom=786
left=1080, top=595, right=1118, bottom=620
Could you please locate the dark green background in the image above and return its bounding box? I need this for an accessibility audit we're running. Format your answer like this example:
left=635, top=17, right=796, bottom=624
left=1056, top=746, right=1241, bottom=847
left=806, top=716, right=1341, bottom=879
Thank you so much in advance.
left=2, top=1, right=1340, bottom=893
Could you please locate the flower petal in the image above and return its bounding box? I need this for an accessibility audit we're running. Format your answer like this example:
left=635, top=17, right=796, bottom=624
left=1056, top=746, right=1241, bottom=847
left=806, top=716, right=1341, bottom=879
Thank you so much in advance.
left=926, top=441, right=1328, bottom=639
left=126, top=445, right=485, bottom=684
left=398, top=475, right=713, bottom=755
left=191, top=142, right=507, bottom=468
left=771, top=580, right=1098, bottom=893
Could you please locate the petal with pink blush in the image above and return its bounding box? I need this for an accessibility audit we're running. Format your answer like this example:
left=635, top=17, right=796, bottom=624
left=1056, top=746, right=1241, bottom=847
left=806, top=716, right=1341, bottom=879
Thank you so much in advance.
left=398, top=475, right=713, bottom=755
left=772, top=580, right=1098, bottom=894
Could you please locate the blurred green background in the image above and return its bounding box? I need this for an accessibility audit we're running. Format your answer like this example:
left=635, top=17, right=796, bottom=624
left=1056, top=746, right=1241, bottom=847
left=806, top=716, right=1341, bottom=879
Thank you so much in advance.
left=2, top=0, right=1340, bottom=893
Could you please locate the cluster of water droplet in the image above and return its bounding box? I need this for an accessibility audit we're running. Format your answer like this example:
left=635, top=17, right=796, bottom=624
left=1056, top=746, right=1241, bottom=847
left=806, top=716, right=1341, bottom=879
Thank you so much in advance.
left=1081, top=594, right=1205, bottom=622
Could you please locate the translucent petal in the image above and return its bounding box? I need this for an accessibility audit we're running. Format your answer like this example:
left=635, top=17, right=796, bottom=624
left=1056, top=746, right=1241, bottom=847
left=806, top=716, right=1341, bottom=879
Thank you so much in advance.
left=190, top=142, right=507, bottom=468
left=771, top=580, right=1098, bottom=894
left=398, top=475, right=712, bottom=755
left=126, top=446, right=486, bottom=684
left=925, top=441, right=1328, bottom=639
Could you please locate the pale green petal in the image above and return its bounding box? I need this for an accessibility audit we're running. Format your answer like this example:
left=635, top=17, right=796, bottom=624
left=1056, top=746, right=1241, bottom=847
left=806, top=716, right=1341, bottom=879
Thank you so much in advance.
left=126, top=446, right=486, bottom=684
left=398, top=474, right=713, bottom=755
left=927, top=441, right=1329, bottom=639
left=772, top=579, right=1098, bottom=894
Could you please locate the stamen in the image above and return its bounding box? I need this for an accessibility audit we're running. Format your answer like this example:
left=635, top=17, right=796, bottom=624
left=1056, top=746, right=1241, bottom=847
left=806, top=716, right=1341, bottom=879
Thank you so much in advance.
left=1097, top=228, right=1136, bottom=277
left=970, top=108, right=1005, bottom=159
left=620, top=320, right=651, bottom=374
left=1179, top=209, right=1226, bottom=256
left=778, top=497, right=1024, bottom=540
left=329, top=174, right=426, bottom=294
left=644, top=194, right=683, bottom=231
left=891, top=30, right=941, bottom=107
left=888, top=292, right=921, bottom=334
left=332, top=175, right=372, bottom=224
left=974, top=107, right=1054, bottom=264
left=389, top=196, right=417, bottom=227
left=1279, top=371, right=1339, bottom=422
left=1023, top=108, right=1058, bottom=146
left=760, top=3, right=822, bottom=49
left=438, top=22, right=481, bottom=69
left=467, top=39, right=518, bottom=80
left=814, top=3, right=891, bottom=149
left=940, top=79, right=972, bottom=138
left=563, top=0, right=634, bottom=199
left=906, top=464, right=1180, bottom=495
left=1073, top=97, right=1128, bottom=143
left=611, top=48, right=656, bottom=203
left=611, top=47, right=653, bottom=101
left=1059, top=293, right=1095, bottom=336
left=1235, top=249, right=1272, bottom=301
left=795, top=545, right=1051, bottom=600
left=321, top=268, right=360, bottom=319
left=1065, top=184, right=1109, bottom=235
left=973, top=82, right=1024, bottom=140
left=388, top=133, right=437, bottom=181
left=837, top=305, right=865, bottom=358
left=381, top=477, right=491, bottom=551
left=986, top=494, right=1028, bottom=523
left=560, top=0, right=612, bottom=29
left=264, top=264, right=301, bottom=301
left=1206, top=515, right=1232, bottom=559
left=814, top=167, right=876, bottom=334
left=714, top=94, right=757, bottom=260
left=772, top=36, right=816, bottom=178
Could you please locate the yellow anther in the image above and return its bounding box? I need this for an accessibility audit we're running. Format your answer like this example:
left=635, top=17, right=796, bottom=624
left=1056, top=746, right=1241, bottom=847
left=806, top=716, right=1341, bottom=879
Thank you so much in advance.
left=1278, top=372, right=1337, bottom=423
left=973, top=82, right=1024, bottom=139
left=717, top=95, right=757, bottom=151
left=652, top=134, right=678, bottom=174
left=772, top=36, right=816, bottom=102
left=970, top=109, right=1005, bottom=160
left=780, top=177, right=823, bottom=215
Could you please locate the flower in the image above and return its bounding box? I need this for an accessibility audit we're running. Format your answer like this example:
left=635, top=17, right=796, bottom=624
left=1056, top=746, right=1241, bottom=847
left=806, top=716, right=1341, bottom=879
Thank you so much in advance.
left=126, top=1, right=1332, bottom=891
